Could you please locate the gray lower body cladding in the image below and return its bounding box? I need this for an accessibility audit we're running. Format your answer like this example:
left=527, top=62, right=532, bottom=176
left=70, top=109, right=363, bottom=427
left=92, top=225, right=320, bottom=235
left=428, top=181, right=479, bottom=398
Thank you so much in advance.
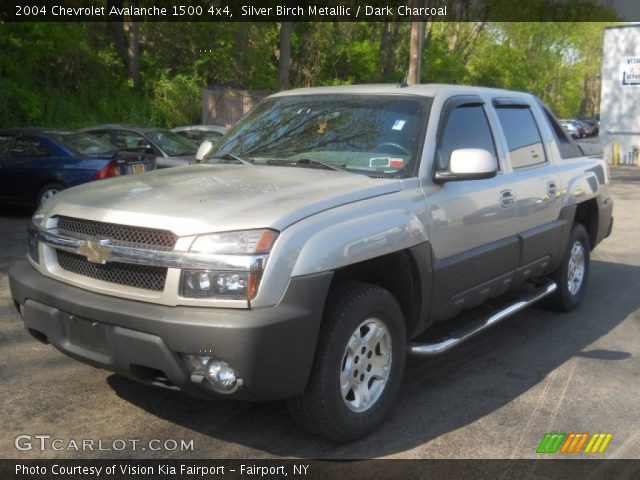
left=9, top=260, right=332, bottom=401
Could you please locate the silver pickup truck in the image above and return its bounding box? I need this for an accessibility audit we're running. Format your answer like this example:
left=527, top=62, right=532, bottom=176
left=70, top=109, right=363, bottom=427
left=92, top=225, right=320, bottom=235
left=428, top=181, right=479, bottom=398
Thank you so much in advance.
left=9, top=84, right=613, bottom=442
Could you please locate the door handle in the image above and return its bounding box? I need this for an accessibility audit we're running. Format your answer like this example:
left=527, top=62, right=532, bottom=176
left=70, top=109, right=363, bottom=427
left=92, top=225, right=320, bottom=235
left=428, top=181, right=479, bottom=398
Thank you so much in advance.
left=547, top=181, right=558, bottom=197
left=500, top=190, right=515, bottom=208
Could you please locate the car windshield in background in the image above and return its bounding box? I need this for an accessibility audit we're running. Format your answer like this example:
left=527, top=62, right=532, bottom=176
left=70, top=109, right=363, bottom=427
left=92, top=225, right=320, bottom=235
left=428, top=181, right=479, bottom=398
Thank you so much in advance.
left=53, top=133, right=115, bottom=156
left=208, top=94, right=432, bottom=177
left=146, top=130, right=198, bottom=156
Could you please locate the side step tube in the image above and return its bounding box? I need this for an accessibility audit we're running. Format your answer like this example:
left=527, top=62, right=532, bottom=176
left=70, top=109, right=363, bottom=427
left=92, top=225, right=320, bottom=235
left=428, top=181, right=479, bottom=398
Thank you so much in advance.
left=409, top=281, right=557, bottom=357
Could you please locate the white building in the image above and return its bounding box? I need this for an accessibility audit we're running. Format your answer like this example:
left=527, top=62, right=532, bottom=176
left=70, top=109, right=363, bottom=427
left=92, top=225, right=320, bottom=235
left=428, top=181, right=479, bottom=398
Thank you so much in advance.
left=600, top=24, right=640, bottom=165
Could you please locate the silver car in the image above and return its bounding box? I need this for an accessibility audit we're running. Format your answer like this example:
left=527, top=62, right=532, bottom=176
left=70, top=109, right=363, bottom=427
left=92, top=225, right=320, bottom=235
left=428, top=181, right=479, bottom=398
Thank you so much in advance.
left=82, top=125, right=198, bottom=168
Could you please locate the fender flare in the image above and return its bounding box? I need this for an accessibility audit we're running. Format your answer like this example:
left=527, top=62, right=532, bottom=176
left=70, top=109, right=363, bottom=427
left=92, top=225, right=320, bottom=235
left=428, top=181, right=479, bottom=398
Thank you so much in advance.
left=562, top=171, right=599, bottom=208
left=291, top=209, right=428, bottom=276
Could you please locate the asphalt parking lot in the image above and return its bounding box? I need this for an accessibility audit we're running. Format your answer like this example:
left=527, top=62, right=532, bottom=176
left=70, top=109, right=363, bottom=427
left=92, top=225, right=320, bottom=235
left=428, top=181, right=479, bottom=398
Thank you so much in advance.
left=1, top=166, right=639, bottom=460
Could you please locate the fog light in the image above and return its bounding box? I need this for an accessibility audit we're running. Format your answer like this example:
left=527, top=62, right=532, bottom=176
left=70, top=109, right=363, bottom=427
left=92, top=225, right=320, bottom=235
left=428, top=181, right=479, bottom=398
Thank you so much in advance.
left=184, top=354, right=212, bottom=374
left=205, top=360, right=237, bottom=390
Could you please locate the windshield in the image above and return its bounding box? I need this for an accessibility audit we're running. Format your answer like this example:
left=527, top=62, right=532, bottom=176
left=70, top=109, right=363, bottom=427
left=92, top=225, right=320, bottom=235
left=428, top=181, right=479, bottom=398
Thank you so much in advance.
left=207, top=94, right=432, bottom=177
left=53, top=133, right=116, bottom=156
left=146, top=130, right=198, bottom=156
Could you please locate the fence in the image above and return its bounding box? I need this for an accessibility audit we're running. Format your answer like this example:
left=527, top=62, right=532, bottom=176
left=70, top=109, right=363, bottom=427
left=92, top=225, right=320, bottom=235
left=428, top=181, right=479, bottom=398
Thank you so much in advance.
left=201, top=87, right=273, bottom=127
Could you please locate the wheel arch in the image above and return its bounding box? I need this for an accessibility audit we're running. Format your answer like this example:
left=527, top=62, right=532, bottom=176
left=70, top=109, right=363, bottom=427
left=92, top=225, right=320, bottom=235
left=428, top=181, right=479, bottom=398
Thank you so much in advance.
left=34, top=179, right=67, bottom=205
left=573, top=199, right=599, bottom=251
left=330, top=243, right=432, bottom=339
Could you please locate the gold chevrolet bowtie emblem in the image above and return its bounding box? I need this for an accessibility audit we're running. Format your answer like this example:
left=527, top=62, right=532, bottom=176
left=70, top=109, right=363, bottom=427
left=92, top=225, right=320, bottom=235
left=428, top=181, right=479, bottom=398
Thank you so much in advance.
left=77, top=238, right=112, bottom=264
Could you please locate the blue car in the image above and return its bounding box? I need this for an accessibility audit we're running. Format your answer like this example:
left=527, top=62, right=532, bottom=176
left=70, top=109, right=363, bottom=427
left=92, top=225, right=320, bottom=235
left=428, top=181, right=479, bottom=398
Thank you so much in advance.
left=0, top=129, right=156, bottom=207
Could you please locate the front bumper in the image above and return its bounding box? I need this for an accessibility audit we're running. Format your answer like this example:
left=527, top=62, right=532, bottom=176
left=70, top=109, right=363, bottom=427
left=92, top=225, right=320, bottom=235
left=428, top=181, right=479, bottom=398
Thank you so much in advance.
left=9, top=260, right=332, bottom=401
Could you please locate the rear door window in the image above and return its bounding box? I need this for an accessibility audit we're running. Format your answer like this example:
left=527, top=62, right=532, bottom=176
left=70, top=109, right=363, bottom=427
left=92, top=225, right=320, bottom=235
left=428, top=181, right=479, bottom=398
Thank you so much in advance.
left=0, top=134, right=15, bottom=157
left=9, top=136, right=50, bottom=158
left=495, top=107, right=546, bottom=169
left=542, top=107, right=582, bottom=159
left=86, top=130, right=114, bottom=144
left=114, top=131, right=149, bottom=149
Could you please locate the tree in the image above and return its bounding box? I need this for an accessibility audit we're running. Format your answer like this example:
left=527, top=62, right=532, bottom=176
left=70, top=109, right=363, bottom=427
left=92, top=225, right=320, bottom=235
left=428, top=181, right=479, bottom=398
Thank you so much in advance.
left=278, top=22, right=295, bottom=90
left=127, top=0, right=141, bottom=87
left=0, top=17, right=622, bottom=128
left=407, top=20, right=424, bottom=84
left=407, top=0, right=426, bottom=84
left=106, top=0, right=126, bottom=62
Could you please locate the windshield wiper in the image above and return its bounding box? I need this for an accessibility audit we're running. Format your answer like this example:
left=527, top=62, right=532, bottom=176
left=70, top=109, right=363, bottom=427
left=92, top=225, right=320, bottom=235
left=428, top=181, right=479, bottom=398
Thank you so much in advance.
left=209, top=152, right=254, bottom=166
left=267, top=158, right=346, bottom=172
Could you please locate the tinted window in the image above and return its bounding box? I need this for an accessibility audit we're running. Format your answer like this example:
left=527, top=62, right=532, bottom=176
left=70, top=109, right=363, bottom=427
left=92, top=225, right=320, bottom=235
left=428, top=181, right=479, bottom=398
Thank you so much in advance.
left=9, top=136, right=50, bottom=158
left=175, top=131, right=201, bottom=142
left=146, top=130, right=198, bottom=156
left=0, top=135, right=14, bottom=156
left=496, top=107, right=546, bottom=169
left=51, top=133, right=115, bottom=156
left=177, top=130, right=223, bottom=143
left=542, top=107, right=582, bottom=159
left=438, top=104, right=496, bottom=169
left=113, top=131, right=148, bottom=149
left=88, top=131, right=114, bottom=144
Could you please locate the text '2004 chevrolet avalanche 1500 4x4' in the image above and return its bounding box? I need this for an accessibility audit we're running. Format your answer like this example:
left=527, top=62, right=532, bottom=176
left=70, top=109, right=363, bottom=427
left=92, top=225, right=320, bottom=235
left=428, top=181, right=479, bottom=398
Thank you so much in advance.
left=10, top=84, right=613, bottom=442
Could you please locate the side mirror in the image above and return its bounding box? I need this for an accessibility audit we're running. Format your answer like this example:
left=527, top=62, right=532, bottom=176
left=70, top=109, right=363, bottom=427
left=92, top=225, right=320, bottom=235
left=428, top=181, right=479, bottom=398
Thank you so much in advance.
left=435, top=148, right=498, bottom=182
left=195, top=140, right=213, bottom=163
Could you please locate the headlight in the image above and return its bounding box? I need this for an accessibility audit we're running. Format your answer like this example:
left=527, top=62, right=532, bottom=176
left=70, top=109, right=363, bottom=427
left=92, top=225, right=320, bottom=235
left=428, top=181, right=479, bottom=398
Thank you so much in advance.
left=181, top=270, right=258, bottom=299
left=189, top=229, right=277, bottom=254
left=181, top=229, right=277, bottom=300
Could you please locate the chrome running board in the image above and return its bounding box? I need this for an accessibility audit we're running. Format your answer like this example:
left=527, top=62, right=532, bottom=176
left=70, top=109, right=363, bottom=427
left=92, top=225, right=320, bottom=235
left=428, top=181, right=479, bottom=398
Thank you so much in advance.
left=409, top=281, right=557, bottom=357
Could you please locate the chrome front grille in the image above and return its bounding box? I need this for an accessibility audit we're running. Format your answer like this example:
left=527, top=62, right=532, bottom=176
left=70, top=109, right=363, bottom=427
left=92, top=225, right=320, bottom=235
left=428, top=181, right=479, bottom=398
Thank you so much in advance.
left=53, top=216, right=176, bottom=291
left=57, top=250, right=167, bottom=291
left=56, top=216, right=177, bottom=251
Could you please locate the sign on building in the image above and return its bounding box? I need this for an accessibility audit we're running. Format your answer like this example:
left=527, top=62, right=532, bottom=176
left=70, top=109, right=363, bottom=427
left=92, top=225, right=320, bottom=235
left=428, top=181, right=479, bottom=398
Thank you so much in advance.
left=621, top=56, right=640, bottom=87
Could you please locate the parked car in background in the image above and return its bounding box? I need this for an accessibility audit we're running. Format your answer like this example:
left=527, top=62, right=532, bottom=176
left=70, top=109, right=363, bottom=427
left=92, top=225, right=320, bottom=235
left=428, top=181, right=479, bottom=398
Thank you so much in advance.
left=81, top=125, right=197, bottom=168
left=0, top=129, right=155, bottom=206
left=574, top=119, right=595, bottom=137
left=559, top=120, right=580, bottom=138
left=559, top=119, right=593, bottom=138
left=171, top=125, right=228, bottom=146
left=579, top=118, right=600, bottom=136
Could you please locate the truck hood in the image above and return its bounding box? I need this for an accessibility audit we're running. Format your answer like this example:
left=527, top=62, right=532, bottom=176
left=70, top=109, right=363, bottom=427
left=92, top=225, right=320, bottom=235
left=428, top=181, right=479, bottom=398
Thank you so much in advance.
left=46, top=164, right=401, bottom=236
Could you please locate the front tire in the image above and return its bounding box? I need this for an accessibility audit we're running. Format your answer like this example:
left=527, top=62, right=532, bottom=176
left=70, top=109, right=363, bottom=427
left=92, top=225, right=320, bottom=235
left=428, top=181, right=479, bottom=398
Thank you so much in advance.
left=287, top=281, right=406, bottom=442
left=545, top=223, right=590, bottom=312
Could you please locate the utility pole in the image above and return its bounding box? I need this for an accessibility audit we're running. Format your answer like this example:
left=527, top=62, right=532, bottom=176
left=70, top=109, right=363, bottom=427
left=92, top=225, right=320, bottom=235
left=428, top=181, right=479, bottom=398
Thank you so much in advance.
left=407, top=0, right=425, bottom=84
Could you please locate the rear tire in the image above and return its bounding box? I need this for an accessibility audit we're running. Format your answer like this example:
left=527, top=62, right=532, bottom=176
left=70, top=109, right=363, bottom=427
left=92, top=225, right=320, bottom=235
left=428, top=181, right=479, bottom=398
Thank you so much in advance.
left=545, top=223, right=590, bottom=312
left=287, top=281, right=406, bottom=442
left=36, top=182, right=65, bottom=206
